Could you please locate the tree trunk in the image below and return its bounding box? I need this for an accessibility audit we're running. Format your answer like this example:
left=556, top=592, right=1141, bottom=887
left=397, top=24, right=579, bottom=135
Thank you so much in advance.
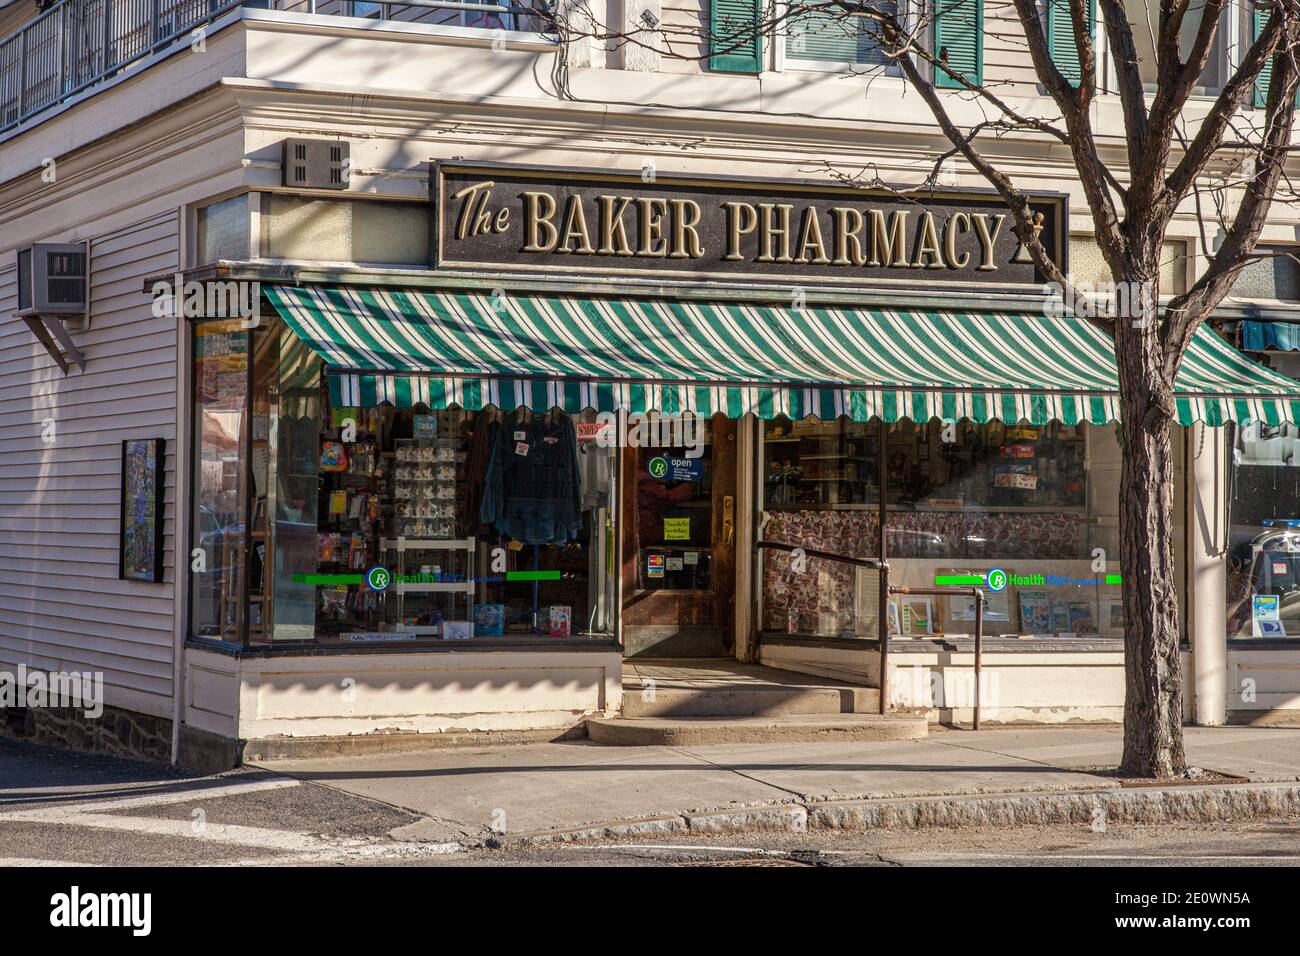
left=1114, top=278, right=1187, bottom=778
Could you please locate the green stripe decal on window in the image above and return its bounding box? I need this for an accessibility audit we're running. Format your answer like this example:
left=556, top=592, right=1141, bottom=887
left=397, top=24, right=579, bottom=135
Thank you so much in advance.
left=935, top=574, right=987, bottom=586
left=506, top=570, right=563, bottom=581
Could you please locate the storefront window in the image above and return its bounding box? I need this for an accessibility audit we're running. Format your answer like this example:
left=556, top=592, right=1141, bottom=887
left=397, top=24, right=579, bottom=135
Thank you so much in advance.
left=191, top=321, right=250, bottom=639
left=191, top=316, right=616, bottom=644
left=1227, top=422, right=1300, bottom=639
left=761, top=417, right=1186, bottom=641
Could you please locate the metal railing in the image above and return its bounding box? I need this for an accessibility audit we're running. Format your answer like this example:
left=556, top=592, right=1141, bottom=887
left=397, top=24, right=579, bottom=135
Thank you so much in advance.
left=757, top=539, right=988, bottom=728
left=0, top=0, right=550, bottom=136
left=0, top=0, right=245, bottom=134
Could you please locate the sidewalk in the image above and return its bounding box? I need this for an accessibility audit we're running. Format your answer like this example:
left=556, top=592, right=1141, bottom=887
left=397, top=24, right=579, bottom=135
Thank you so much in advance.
left=256, top=725, right=1300, bottom=842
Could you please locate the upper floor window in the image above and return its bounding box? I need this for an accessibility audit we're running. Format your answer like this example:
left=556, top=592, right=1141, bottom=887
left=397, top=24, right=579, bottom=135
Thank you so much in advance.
left=1128, top=0, right=1238, bottom=95
left=785, top=1, right=900, bottom=73
left=346, top=0, right=522, bottom=30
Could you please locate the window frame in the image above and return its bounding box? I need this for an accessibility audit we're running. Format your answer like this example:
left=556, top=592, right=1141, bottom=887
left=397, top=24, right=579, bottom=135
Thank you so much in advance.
left=774, top=0, right=910, bottom=77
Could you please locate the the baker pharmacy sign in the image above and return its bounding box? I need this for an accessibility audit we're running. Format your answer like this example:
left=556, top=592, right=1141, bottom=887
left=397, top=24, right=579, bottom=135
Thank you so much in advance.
left=433, top=162, right=1065, bottom=287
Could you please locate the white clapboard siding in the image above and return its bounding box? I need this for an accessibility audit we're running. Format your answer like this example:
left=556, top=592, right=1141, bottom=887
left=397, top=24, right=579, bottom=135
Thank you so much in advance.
left=983, top=0, right=1041, bottom=90
left=0, top=211, right=180, bottom=712
left=663, top=0, right=709, bottom=73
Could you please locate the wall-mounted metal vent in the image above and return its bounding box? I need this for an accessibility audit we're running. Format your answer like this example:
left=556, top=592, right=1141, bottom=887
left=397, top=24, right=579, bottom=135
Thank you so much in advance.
left=282, top=138, right=351, bottom=190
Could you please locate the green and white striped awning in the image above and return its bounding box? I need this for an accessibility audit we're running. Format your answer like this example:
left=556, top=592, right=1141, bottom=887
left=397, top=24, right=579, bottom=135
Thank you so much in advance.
left=264, top=285, right=1300, bottom=426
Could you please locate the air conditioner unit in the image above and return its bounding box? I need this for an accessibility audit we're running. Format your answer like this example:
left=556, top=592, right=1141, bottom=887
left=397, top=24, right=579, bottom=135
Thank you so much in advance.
left=282, top=138, right=350, bottom=190
left=15, top=241, right=89, bottom=374
left=18, top=242, right=88, bottom=316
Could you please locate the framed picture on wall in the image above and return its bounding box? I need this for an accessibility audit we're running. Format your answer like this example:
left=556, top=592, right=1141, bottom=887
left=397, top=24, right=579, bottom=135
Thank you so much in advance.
left=120, top=438, right=165, bottom=583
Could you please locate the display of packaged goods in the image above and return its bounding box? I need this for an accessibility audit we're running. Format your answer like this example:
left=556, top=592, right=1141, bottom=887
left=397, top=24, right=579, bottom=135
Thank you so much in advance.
left=442, top=621, right=473, bottom=640
left=548, top=605, right=572, bottom=638
left=474, top=603, right=506, bottom=636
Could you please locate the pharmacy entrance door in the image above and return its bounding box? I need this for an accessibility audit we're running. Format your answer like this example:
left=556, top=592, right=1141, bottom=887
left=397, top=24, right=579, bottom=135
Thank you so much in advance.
left=619, top=415, right=737, bottom=657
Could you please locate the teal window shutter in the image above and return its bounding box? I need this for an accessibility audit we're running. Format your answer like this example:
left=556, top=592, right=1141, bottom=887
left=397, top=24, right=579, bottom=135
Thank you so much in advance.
left=1255, top=5, right=1272, bottom=108
left=1253, top=4, right=1298, bottom=108
left=933, top=0, right=983, bottom=88
left=711, top=0, right=764, bottom=73
left=787, top=1, right=895, bottom=67
left=1045, top=0, right=1096, bottom=87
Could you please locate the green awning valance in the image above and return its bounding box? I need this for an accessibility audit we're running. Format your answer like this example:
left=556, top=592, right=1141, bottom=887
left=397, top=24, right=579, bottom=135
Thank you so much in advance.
left=264, top=285, right=1300, bottom=426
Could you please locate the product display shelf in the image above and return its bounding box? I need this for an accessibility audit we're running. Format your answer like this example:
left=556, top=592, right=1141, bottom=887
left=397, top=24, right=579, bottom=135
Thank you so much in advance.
left=381, top=537, right=475, bottom=635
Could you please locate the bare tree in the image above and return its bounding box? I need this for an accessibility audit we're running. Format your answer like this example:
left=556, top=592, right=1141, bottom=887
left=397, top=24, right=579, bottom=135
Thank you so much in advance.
left=552, top=0, right=1300, bottom=776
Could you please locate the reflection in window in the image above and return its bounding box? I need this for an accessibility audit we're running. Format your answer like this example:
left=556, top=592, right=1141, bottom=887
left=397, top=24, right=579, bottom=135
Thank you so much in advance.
left=761, top=417, right=1186, bottom=641
left=1227, top=422, right=1300, bottom=638
left=192, top=316, right=617, bottom=643
left=191, top=321, right=250, bottom=639
left=1128, top=0, right=1234, bottom=94
left=786, top=1, right=897, bottom=71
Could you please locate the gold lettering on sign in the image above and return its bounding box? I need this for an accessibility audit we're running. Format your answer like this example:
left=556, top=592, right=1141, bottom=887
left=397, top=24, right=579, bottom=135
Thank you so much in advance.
left=868, top=210, right=909, bottom=267
left=522, top=191, right=559, bottom=252
left=794, top=206, right=830, bottom=265
left=669, top=199, right=704, bottom=259
left=943, top=213, right=971, bottom=269
left=971, top=213, right=1005, bottom=271
left=558, top=195, right=595, bottom=254
left=832, top=207, right=867, bottom=266
left=757, top=203, right=793, bottom=263
left=723, top=202, right=758, bottom=261
left=597, top=195, right=634, bottom=256
left=912, top=212, right=945, bottom=269
left=480, top=175, right=1039, bottom=277
left=452, top=180, right=495, bottom=240
left=637, top=198, right=669, bottom=257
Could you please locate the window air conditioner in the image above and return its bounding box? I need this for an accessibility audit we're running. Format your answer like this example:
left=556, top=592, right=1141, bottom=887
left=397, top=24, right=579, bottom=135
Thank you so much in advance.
left=17, top=242, right=89, bottom=317
left=15, top=241, right=89, bottom=373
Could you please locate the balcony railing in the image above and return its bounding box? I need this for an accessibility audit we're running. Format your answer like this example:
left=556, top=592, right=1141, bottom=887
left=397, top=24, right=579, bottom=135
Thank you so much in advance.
left=0, top=0, right=550, bottom=136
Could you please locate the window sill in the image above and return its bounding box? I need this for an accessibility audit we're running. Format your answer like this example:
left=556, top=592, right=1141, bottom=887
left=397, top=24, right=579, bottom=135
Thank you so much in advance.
left=1227, top=638, right=1300, bottom=650
left=779, top=61, right=903, bottom=79
left=759, top=632, right=1127, bottom=653
left=187, top=636, right=622, bottom=657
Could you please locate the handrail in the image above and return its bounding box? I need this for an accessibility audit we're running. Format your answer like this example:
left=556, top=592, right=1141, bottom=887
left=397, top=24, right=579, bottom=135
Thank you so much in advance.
left=888, top=584, right=986, bottom=730
left=756, top=539, right=883, bottom=571
left=758, top=537, right=987, bottom=729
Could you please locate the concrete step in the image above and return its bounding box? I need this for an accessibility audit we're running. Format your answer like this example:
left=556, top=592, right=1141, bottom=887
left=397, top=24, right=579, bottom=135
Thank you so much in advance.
left=622, top=685, right=879, bottom=719
left=585, top=713, right=927, bottom=746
